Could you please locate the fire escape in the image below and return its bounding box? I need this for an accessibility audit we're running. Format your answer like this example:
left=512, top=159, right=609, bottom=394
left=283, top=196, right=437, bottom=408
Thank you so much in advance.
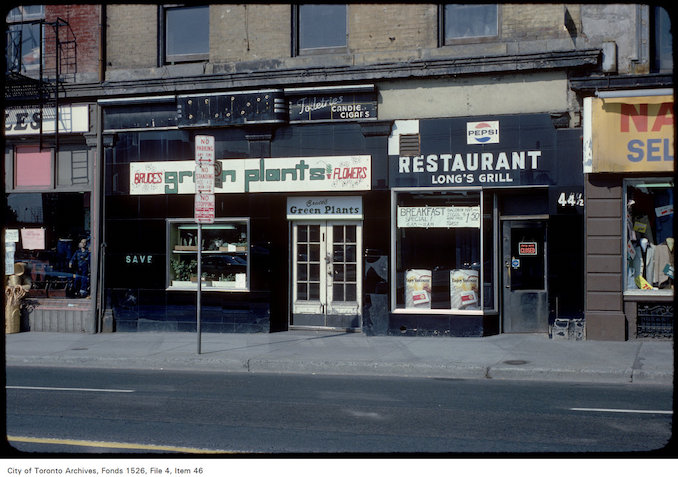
left=5, top=16, right=77, bottom=151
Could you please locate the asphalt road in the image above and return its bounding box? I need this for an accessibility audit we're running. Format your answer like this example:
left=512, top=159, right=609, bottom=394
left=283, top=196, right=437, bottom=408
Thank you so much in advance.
left=5, top=366, right=674, bottom=455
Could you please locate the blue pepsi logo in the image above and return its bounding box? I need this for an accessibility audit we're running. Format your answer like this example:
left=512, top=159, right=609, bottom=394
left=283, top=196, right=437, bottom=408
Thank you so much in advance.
left=467, top=121, right=499, bottom=144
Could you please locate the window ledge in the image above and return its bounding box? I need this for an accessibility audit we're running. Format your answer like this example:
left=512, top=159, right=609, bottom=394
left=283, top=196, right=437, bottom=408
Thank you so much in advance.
left=623, top=290, right=674, bottom=302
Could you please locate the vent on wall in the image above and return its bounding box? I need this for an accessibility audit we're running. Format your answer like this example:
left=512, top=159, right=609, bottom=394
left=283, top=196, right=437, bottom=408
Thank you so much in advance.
left=399, top=133, right=420, bottom=156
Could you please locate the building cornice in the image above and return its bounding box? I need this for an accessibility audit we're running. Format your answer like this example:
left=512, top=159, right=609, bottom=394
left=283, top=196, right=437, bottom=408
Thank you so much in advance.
left=55, top=49, right=602, bottom=102
left=569, top=73, right=673, bottom=94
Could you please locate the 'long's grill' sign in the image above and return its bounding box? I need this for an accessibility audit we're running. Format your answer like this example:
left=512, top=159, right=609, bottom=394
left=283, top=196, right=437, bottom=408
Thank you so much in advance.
left=130, top=156, right=371, bottom=194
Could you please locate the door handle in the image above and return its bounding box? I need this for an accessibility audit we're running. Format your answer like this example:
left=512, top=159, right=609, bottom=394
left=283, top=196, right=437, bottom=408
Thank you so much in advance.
left=504, top=259, right=511, bottom=288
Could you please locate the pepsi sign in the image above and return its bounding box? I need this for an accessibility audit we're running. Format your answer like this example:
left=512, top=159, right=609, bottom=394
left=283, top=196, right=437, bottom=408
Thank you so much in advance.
left=467, top=121, right=499, bottom=145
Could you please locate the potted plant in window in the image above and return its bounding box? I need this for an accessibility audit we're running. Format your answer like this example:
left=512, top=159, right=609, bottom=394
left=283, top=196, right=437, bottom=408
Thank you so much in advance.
left=170, top=258, right=196, bottom=287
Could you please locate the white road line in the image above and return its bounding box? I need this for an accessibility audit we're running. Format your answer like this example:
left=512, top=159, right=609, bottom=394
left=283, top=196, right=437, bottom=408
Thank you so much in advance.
left=7, top=385, right=135, bottom=393
left=570, top=407, right=672, bottom=415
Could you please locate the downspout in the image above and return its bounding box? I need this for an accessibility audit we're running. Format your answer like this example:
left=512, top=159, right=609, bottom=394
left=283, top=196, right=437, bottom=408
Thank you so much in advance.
left=95, top=5, right=106, bottom=332
left=94, top=104, right=104, bottom=333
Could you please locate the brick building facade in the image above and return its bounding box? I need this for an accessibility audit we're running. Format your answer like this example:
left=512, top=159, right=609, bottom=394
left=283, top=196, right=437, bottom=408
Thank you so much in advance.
left=4, top=4, right=673, bottom=339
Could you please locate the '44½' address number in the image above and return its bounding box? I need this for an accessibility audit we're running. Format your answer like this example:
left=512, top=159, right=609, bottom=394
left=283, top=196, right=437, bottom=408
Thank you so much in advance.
left=557, top=192, right=584, bottom=208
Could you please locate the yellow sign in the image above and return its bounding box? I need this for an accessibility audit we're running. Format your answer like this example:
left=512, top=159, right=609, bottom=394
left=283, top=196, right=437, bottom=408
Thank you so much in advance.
left=586, top=95, right=674, bottom=173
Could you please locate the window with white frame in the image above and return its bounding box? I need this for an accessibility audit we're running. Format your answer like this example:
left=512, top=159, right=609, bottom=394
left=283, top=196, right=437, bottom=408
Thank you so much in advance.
left=625, top=178, right=674, bottom=292
left=393, top=190, right=486, bottom=312
left=167, top=219, right=250, bottom=292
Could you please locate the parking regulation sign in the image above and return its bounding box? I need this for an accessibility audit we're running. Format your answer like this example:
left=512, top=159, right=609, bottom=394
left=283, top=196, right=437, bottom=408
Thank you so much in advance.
left=195, top=135, right=215, bottom=164
left=194, top=164, right=215, bottom=194
left=195, top=193, right=215, bottom=223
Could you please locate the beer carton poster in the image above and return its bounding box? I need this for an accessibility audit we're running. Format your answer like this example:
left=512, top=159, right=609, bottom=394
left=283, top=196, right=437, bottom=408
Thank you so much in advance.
left=405, top=269, right=432, bottom=309
left=450, top=269, right=480, bottom=310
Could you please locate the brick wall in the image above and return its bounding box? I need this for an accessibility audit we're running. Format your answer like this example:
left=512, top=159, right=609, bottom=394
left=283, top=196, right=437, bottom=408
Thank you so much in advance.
left=502, top=4, right=578, bottom=41
left=106, top=5, right=157, bottom=69
left=349, top=4, right=437, bottom=52
left=210, top=4, right=290, bottom=63
left=45, top=5, right=101, bottom=77
left=584, top=174, right=627, bottom=340
left=101, top=4, right=644, bottom=79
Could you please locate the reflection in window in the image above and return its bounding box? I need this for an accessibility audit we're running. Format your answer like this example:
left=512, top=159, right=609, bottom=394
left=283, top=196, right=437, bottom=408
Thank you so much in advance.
left=298, top=4, right=347, bottom=52
left=625, top=179, right=674, bottom=292
left=444, top=4, right=498, bottom=42
left=6, top=192, right=91, bottom=299
left=651, top=6, right=673, bottom=73
left=164, top=5, right=209, bottom=63
left=5, top=6, right=45, bottom=76
left=395, top=191, right=482, bottom=311
left=168, top=219, right=250, bottom=291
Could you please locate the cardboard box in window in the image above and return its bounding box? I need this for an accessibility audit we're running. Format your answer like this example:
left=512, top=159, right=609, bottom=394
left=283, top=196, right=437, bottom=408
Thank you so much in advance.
left=174, top=245, right=198, bottom=251
left=219, top=244, right=247, bottom=252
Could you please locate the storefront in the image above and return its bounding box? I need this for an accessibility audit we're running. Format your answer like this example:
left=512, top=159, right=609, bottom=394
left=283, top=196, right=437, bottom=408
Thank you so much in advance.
left=387, top=114, right=585, bottom=336
left=4, top=103, right=99, bottom=332
left=101, top=86, right=391, bottom=333
left=583, top=91, right=674, bottom=340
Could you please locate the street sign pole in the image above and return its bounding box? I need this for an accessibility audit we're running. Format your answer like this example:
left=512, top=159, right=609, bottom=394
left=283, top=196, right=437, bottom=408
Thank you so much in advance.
left=194, top=135, right=215, bottom=355
left=197, top=223, right=202, bottom=354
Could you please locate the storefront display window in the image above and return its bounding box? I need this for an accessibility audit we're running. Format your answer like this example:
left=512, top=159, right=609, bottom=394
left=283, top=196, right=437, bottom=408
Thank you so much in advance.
left=167, top=219, right=250, bottom=291
left=5, top=192, right=91, bottom=299
left=625, top=178, right=674, bottom=292
left=393, top=190, right=483, bottom=312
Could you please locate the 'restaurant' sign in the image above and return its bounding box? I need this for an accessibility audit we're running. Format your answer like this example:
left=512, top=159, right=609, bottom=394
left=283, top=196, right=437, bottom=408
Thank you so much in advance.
left=389, top=114, right=577, bottom=188
left=130, top=156, right=371, bottom=194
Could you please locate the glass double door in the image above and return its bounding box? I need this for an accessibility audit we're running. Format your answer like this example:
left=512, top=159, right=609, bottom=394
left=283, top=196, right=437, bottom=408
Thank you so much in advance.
left=291, top=221, right=362, bottom=330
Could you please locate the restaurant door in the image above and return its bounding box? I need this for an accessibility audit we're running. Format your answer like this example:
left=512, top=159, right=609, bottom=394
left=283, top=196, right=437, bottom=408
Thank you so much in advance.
left=291, top=221, right=362, bottom=330
left=501, top=220, right=549, bottom=333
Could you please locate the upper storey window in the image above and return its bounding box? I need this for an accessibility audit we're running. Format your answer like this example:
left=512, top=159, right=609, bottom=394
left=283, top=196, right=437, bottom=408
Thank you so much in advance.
left=163, top=5, right=209, bottom=64
left=5, top=5, right=45, bottom=77
left=296, top=4, right=347, bottom=55
left=651, top=6, right=672, bottom=73
left=443, top=4, right=498, bottom=43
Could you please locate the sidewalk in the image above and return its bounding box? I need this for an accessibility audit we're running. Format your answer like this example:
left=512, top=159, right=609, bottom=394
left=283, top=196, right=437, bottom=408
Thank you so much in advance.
left=4, top=330, right=674, bottom=385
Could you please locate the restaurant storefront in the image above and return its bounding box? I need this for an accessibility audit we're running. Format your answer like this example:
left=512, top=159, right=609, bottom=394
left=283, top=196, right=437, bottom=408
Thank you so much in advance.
left=387, top=114, right=585, bottom=336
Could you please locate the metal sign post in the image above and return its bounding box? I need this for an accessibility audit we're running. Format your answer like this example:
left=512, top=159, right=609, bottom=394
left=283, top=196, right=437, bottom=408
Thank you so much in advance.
left=194, top=136, right=215, bottom=354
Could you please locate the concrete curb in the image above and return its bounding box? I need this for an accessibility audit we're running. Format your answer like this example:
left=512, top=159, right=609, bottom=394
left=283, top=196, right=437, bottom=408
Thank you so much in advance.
left=6, top=355, right=673, bottom=384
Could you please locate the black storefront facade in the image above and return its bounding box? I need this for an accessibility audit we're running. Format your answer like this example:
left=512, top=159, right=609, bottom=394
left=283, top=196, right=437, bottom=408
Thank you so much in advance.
left=386, top=114, right=585, bottom=336
left=100, top=85, right=585, bottom=336
left=101, top=85, right=392, bottom=333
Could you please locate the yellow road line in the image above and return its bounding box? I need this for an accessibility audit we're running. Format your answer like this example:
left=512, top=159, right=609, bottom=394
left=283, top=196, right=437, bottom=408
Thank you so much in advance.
left=7, top=435, right=234, bottom=454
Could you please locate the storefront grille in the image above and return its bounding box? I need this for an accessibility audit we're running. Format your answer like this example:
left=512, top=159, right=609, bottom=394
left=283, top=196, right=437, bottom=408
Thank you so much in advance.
left=636, top=303, right=674, bottom=339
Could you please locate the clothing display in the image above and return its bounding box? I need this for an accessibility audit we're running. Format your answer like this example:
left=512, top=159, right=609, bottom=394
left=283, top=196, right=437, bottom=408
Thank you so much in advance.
left=626, top=182, right=673, bottom=291
left=653, top=240, right=674, bottom=288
